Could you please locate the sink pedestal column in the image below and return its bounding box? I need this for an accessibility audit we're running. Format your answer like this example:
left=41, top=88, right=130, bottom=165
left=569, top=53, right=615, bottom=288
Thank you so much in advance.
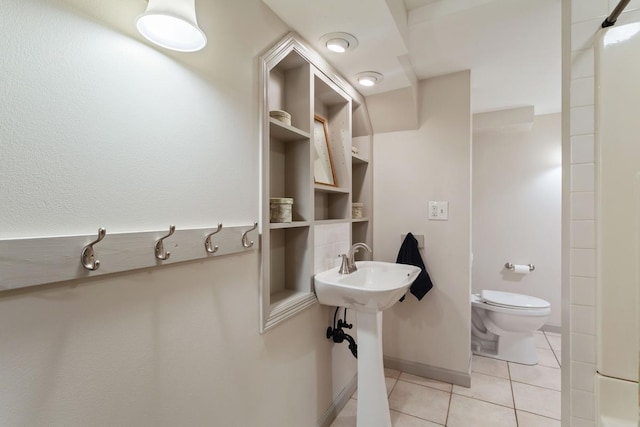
left=356, top=310, right=391, bottom=427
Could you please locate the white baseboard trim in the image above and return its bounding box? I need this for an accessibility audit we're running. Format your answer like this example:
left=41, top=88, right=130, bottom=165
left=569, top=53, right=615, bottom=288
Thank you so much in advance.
left=384, top=356, right=471, bottom=388
left=316, top=374, right=358, bottom=427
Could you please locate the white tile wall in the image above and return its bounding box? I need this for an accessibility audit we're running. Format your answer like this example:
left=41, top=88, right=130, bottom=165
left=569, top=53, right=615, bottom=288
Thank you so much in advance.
left=570, top=163, right=595, bottom=191
left=570, top=106, right=595, bottom=135
left=571, top=389, right=596, bottom=420
left=570, top=305, right=596, bottom=335
left=570, top=134, right=595, bottom=164
left=571, top=417, right=596, bottom=427
left=314, top=223, right=350, bottom=274
left=571, top=49, right=595, bottom=79
left=570, top=78, right=595, bottom=107
left=569, top=248, right=596, bottom=277
left=571, top=361, right=596, bottom=392
left=570, top=220, right=595, bottom=248
left=567, top=0, right=618, bottom=422
left=571, top=19, right=604, bottom=50
left=570, top=276, right=596, bottom=306
left=571, top=332, right=596, bottom=364
left=571, top=0, right=608, bottom=23
left=570, top=192, right=595, bottom=219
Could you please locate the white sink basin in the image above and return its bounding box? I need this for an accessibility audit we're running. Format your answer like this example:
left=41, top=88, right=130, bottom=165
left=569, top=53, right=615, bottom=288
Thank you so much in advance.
left=314, top=261, right=421, bottom=312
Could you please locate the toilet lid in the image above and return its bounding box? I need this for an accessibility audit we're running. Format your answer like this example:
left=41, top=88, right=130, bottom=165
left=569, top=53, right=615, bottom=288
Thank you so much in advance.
left=481, top=290, right=550, bottom=309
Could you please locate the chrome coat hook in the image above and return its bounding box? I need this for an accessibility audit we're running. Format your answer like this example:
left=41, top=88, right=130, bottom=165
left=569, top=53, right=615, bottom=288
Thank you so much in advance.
left=205, top=223, right=223, bottom=254
left=155, top=225, right=175, bottom=260
left=241, top=222, right=258, bottom=248
left=81, top=227, right=106, bottom=271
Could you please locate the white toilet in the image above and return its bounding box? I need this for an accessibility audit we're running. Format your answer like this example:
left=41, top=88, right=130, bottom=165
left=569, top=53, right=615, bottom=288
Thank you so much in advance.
left=471, top=290, right=551, bottom=365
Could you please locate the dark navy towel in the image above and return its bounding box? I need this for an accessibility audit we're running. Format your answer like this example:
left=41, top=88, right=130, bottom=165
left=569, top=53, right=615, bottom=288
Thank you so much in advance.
left=396, top=232, right=433, bottom=301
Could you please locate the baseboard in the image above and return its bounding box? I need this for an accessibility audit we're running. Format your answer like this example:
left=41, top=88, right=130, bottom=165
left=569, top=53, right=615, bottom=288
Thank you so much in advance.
left=316, top=374, right=357, bottom=427
left=541, top=323, right=561, bottom=334
left=383, top=356, right=471, bottom=388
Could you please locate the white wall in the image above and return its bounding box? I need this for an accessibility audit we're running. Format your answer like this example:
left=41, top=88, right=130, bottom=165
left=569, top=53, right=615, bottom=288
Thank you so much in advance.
left=0, top=1, right=355, bottom=425
left=373, top=71, right=472, bottom=380
left=472, top=113, right=562, bottom=327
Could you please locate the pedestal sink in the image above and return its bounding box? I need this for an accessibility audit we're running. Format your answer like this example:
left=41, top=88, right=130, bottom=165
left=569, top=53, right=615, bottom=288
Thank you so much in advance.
left=314, top=261, right=421, bottom=427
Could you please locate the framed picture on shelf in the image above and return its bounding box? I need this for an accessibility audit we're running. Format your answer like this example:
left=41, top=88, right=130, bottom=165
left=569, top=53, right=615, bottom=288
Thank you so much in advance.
left=313, top=114, right=337, bottom=186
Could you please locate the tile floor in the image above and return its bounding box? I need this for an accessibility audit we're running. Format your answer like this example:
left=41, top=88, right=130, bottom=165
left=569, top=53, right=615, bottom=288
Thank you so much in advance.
left=331, top=331, right=561, bottom=427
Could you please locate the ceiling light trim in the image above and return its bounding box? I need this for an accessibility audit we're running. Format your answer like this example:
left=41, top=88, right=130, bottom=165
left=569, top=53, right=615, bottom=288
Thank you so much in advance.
left=319, top=32, right=359, bottom=53
left=355, top=71, right=384, bottom=87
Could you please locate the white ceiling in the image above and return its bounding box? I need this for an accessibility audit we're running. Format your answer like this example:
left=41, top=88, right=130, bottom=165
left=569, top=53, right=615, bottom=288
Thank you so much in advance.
left=262, top=0, right=561, bottom=115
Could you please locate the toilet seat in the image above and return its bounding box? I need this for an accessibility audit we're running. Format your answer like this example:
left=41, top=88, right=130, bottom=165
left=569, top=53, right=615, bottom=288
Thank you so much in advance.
left=481, top=290, right=550, bottom=310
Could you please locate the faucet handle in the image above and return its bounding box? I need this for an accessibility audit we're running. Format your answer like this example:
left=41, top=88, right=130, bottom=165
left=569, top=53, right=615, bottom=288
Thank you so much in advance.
left=338, top=254, right=351, bottom=274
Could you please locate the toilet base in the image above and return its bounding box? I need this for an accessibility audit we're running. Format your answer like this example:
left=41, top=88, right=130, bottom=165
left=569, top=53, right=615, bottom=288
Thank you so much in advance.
left=472, top=332, right=538, bottom=365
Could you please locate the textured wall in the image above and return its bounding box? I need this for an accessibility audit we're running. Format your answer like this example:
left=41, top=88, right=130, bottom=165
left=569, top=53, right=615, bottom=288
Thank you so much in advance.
left=0, top=1, right=354, bottom=425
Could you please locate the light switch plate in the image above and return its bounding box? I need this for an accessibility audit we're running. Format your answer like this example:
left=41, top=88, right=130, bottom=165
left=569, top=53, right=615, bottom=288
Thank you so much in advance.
left=428, top=201, right=449, bottom=220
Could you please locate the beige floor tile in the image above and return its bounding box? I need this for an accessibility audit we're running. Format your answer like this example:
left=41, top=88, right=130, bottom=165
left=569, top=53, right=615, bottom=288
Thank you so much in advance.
left=385, top=368, right=402, bottom=379
left=452, top=371, right=514, bottom=408
left=390, top=410, right=443, bottom=427
left=546, top=334, right=561, bottom=352
left=352, top=376, right=398, bottom=400
left=447, top=394, right=517, bottom=427
left=517, top=410, right=562, bottom=427
left=536, top=347, right=560, bottom=369
left=398, top=372, right=453, bottom=392
left=512, top=382, right=561, bottom=420
left=472, top=354, right=510, bottom=379
left=388, top=380, right=450, bottom=425
left=330, top=398, right=356, bottom=427
left=533, top=331, right=551, bottom=349
left=509, top=362, right=561, bottom=391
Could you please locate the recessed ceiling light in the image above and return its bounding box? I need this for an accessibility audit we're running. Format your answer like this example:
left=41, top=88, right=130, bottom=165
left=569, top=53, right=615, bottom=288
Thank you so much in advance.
left=326, top=38, right=349, bottom=53
left=319, top=32, right=358, bottom=53
left=355, top=72, right=383, bottom=87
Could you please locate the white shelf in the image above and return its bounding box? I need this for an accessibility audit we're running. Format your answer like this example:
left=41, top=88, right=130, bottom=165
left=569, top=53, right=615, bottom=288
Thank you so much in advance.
left=352, top=218, right=370, bottom=223
left=314, top=184, right=350, bottom=194
left=269, top=118, right=310, bottom=142
left=352, top=153, right=369, bottom=164
left=268, top=221, right=310, bottom=230
left=315, top=219, right=351, bottom=226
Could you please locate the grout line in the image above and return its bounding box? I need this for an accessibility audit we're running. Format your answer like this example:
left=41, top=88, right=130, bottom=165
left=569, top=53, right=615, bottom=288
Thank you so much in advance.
left=517, top=408, right=562, bottom=422
left=444, top=387, right=453, bottom=427
left=508, top=360, right=519, bottom=427
left=543, top=331, right=563, bottom=367
left=510, top=379, right=561, bottom=392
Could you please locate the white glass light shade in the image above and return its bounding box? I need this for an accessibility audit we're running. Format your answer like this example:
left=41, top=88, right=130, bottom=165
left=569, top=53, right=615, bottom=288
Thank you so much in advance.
left=358, top=76, right=376, bottom=86
left=326, top=38, right=349, bottom=53
left=136, top=0, right=207, bottom=52
left=355, top=72, right=383, bottom=87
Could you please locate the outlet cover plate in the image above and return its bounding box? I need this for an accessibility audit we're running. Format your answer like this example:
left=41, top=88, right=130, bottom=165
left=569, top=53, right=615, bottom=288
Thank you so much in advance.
left=428, top=201, right=449, bottom=220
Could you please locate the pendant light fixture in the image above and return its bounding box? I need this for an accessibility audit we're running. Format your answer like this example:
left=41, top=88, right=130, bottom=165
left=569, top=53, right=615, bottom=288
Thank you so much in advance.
left=136, top=0, right=207, bottom=52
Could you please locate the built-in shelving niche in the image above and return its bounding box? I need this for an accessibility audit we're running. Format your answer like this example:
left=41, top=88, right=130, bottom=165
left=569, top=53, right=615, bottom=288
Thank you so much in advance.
left=260, top=33, right=373, bottom=333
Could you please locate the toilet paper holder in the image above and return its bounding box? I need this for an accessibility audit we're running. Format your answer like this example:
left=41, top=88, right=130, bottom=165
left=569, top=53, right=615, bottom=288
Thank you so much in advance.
left=505, top=263, right=535, bottom=272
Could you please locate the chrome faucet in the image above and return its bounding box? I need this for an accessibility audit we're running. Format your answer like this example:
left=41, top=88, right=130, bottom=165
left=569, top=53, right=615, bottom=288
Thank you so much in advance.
left=338, top=242, right=372, bottom=274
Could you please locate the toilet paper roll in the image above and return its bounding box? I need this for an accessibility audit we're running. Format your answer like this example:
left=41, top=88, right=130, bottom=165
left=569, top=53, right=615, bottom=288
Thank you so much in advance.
left=513, top=264, right=530, bottom=274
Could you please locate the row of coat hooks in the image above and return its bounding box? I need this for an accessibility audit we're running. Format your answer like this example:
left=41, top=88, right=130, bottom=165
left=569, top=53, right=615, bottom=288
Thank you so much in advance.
left=80, top=222, right=258, bottom=271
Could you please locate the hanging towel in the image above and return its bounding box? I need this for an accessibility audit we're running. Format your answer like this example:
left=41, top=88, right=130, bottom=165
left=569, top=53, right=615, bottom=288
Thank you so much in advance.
left=396, top=232, right=433, bottom=301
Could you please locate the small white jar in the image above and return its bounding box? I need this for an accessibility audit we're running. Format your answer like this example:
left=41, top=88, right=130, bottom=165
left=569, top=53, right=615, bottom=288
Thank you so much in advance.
left=270, top=198, right=293, bottom=223
left=352, top=203, right=363, bottom=219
